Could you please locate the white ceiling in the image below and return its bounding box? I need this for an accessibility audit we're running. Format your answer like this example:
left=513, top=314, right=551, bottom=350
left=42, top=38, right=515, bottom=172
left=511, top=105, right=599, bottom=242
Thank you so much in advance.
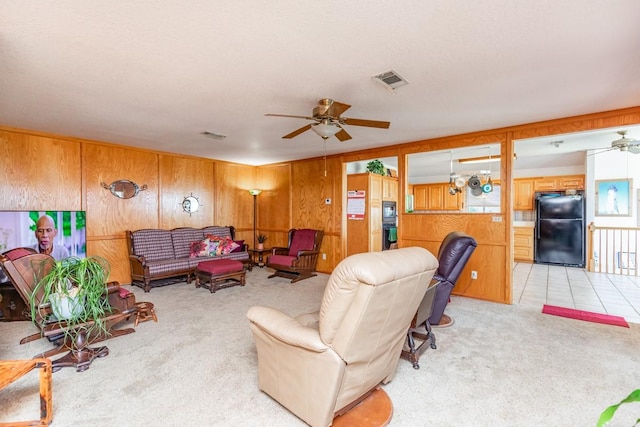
left=2, top=2, right=640, bottom=166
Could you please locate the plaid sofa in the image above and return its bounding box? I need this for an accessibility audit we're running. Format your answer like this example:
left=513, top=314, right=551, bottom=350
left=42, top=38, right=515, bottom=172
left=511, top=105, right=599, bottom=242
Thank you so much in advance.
left=127, top=226, right=250, bottom=292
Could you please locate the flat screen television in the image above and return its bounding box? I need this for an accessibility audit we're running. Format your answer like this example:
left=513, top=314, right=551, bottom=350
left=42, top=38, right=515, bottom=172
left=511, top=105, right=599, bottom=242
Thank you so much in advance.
left=0, top=210, right=87, bottom=259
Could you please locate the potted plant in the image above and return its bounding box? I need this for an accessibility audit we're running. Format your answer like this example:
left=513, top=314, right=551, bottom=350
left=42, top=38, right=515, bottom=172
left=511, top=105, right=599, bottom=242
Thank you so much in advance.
left=366, top=159, right=386, bottom=176
left=30, top=255, right=113, bottom=344
left=257, top=234, right=268, bottom=250
left=597, top=388, right=640, bottom=427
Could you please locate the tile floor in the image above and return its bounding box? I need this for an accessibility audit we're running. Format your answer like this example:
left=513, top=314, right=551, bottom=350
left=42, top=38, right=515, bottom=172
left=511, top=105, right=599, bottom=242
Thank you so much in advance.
left=513, top=262, right=640, bottom=324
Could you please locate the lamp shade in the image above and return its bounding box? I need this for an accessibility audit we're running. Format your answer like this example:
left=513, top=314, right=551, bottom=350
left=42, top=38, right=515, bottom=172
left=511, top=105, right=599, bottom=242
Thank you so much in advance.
left=311, top=123, right=340, bottom=139
left=249, top=189, right=262, bottom=196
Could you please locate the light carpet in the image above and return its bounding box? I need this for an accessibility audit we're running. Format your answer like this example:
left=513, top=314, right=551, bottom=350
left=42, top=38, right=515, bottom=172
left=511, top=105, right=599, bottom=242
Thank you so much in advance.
left=1, top=268, right=638, bottom=426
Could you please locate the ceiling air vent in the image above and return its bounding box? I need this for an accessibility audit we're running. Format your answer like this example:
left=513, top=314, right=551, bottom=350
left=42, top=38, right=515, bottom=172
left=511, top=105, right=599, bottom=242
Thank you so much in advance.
left=201, top=131, right=227, bottom=140
left=372, top=70, right=409, bottom=92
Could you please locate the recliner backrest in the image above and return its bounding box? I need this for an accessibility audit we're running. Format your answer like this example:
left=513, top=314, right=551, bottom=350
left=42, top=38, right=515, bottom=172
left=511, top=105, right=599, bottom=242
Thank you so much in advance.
left=317, top=247, right=438, bottom=411
left=434, top=231, right=477, bottom=287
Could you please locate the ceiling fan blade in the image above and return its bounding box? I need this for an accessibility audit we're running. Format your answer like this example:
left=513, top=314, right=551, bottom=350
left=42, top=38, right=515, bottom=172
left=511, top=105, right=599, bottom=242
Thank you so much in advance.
left=628, top=145, right=640, bottom=154
left=266, top=113, right=315, bottom=120
left=335, top=127, right=352, bottom=142
left=283, top=124, right=312, bottom=139
left=587, top=147, right=616, bottom=156
left=325, top=101, right=351, bottom=117
left=341, top=117, right=391, bottom=129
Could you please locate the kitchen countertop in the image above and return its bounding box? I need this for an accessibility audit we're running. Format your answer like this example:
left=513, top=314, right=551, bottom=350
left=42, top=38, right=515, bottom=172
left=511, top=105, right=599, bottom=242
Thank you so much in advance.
left=513, top=221, right=535, bottom=228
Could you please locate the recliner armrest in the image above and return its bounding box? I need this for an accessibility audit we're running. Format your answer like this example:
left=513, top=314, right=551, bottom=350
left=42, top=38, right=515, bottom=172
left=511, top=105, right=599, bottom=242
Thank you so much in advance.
left=247, top=306, right=328, bottom=352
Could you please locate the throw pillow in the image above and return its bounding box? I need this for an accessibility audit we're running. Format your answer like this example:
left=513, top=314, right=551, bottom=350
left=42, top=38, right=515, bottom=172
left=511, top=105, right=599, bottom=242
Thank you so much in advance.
left=204, top=234, right=240, bottom=255
left=231, top=240, right=244, bottom=253
left=189, top=239, right=209, bottom=258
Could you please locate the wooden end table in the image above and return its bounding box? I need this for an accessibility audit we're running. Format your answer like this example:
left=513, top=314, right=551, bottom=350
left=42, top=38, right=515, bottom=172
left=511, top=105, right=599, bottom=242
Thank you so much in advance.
left=248, top=248, right=271, bottom=268
left=0, top=358, right=53, bottom=426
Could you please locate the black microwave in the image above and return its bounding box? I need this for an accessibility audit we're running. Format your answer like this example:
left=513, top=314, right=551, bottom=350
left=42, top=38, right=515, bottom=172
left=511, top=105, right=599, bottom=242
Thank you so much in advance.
left=383, top=201, right=396, bottom=222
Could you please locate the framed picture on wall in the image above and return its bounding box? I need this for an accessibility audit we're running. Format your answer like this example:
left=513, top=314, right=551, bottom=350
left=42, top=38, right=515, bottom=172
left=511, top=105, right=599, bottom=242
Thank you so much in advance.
left=595, top=178, right=632, bottom=216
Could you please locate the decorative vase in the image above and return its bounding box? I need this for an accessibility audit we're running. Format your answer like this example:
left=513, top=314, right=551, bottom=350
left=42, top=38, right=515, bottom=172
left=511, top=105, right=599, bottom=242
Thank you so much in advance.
left=258, top=243, right=264, bottom=250
left=49, top=293, right=84, bottom=320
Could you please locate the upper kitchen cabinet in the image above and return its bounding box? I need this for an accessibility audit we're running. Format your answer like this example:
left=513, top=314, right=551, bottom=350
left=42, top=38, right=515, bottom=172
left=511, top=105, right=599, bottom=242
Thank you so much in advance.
left=534, top=175, right=585, bottom=192
left=514, top=179, right=534, bottom=210
left=407, top=143, right=500, bottom=213
left=412, top=182, right=462, bottom=211
left=382, top=176, right=398, bottom=201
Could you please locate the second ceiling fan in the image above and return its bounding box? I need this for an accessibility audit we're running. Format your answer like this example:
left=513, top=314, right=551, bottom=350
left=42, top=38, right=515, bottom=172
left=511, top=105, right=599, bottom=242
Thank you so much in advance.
left=266, top=98, right=390, bottom=142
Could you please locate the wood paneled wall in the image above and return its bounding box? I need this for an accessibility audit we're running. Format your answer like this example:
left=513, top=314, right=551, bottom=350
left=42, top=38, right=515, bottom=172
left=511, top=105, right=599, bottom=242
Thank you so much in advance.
left=2, top=106, right=639, bottom=301
left=0, top=128, right=257, bottom=284
left=0, top=131, right=82, bottom=210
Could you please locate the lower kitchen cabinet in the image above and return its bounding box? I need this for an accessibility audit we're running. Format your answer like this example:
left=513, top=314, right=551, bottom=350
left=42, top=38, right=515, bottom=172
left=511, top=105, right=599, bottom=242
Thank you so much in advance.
left=514, top=227, right=534, bottom=262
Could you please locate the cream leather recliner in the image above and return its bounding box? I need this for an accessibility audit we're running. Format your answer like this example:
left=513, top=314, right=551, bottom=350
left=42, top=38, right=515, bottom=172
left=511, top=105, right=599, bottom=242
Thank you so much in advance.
left=247, top=247, right=438, bottom=427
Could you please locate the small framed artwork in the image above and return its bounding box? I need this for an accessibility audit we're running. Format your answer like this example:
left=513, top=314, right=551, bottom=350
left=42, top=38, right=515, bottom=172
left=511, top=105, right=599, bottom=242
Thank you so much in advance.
left=595, top=178, right=632, bottom=216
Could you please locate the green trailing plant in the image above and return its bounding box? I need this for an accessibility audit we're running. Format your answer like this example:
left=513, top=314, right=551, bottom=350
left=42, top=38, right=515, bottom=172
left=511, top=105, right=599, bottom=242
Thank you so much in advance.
left=366, top=159, right=386, bottom=176
left=257, top=234, right=268, bottom=243
left=29, top=256, right=113, bottom=345
left=597, top=389, right=640, bottom=427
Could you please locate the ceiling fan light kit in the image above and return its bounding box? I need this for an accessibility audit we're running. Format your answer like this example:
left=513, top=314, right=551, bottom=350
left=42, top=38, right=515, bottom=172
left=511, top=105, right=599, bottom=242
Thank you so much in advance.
left=266, top=98, right=390, bottom=142
left=311, top=121, right=340, bottom=139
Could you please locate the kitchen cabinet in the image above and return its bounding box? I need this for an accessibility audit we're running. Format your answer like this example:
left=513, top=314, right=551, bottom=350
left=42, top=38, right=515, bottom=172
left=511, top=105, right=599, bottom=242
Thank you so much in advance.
left=534, top=175, right=584, bottom=192
left=347, top=173, right=383, bottom=255
left=514, top=179, right=534, bottom=210
left=533, top=178, right=557, bottom=192
left=514, top=227, right=534, bottom=262
left=514, top=175, right=585, bottom=210
left=413, top=185, right=428, bottom=210
left=557, top=175, right=584, bottom=190
left=412, top=183, right=461, bottom=211
left=382, top=176, right=398, bottom=201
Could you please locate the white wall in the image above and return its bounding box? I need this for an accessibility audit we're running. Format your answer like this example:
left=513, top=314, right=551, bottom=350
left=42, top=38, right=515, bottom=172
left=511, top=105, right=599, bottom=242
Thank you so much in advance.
left=587, top=149, right=640, bottom=228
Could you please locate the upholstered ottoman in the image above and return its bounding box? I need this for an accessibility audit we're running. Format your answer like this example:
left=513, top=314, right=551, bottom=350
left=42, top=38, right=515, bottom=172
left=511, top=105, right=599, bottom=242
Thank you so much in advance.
left=194, top=259, right=246, bottom=293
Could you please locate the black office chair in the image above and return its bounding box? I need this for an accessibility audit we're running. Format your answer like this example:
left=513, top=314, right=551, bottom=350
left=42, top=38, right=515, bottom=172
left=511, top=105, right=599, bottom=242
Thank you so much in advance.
left=428, top=231, right=477, bottom=326
left=401, top=231, right=477, bottom=369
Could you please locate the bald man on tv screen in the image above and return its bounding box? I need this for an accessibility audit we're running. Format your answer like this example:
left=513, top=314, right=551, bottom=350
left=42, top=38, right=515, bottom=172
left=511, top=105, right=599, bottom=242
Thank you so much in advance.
left=33, top=215, right=70, bottom=260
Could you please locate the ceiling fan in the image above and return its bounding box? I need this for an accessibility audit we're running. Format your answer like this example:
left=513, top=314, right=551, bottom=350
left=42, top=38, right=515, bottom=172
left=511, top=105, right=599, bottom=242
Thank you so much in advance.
left=265, top=98, right=390, bottom=142
left=590, top=130, right=640, bottom=155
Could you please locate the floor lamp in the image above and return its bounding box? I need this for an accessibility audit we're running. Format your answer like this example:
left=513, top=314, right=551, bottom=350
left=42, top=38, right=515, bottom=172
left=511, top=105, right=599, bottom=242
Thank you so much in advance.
left=249, top=189, right=262, bottom=250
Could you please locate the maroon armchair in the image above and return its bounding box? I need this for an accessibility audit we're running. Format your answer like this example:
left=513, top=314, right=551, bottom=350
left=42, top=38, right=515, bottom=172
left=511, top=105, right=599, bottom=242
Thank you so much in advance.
left=266, top=229, right=324, bottom=283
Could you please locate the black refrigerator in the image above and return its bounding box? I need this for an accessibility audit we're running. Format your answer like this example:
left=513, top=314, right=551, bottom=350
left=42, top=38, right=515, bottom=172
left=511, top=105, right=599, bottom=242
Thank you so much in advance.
left=534, top=192, right=585, bottom=267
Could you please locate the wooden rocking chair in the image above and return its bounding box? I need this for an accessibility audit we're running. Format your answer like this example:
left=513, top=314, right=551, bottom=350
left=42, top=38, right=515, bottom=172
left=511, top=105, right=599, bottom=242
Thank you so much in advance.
left=266, top=229, right=324, bottom=283
left=0, top=250, right=138, bottom=372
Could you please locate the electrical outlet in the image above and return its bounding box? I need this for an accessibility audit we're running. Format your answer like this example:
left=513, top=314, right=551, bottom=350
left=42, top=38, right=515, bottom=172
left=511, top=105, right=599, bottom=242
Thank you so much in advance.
left=471, top=270, right=478, bottom=279
left=322, top=253, right=327, bottom=260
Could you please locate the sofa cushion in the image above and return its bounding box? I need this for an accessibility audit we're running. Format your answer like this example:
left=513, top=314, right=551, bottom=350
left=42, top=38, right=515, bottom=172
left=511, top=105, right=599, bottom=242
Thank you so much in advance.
left=172, top=228, right=205, bottom=259
left=202, top=226, right=233, bottom=240
left=132, top=229, right=175, bottom=262
left=145, top=259, right=191, bottom=276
